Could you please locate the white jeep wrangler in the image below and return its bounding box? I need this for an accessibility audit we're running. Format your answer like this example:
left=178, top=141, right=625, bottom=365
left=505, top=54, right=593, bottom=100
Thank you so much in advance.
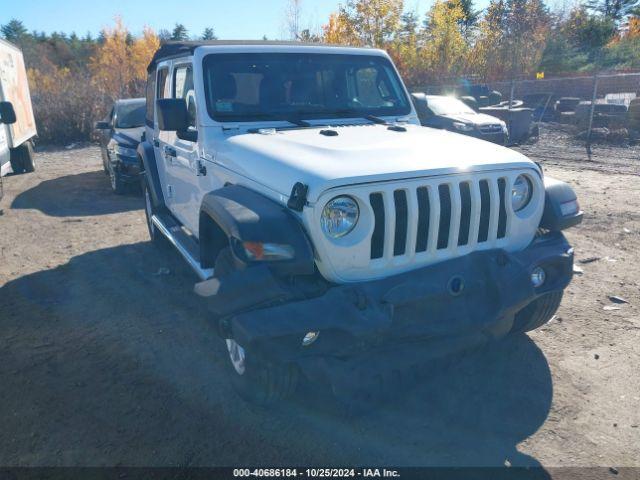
left=139, top=41, right=582, bottom=405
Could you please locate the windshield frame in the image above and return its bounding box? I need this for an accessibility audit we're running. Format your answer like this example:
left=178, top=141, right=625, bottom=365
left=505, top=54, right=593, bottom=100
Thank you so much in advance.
left=201, top=51, right=413, bottom=124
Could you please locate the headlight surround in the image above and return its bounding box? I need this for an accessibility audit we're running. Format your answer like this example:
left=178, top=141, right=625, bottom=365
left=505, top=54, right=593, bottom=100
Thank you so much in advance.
left=321, top=196, right=359, bottom=239
left=114, top=144, right=138, bottom=157
left=452, top=121, right=474, bottom=132
left=511, top=174, right=533, bottom=212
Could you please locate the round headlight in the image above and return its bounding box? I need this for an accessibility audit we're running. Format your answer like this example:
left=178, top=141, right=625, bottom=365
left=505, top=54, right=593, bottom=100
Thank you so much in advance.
left=512, top=175, right=533, bottom=212
left=321, top=196, right=359, bottom=239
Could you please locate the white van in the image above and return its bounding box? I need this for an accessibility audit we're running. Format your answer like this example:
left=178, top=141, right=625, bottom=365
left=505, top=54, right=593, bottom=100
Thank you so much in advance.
left=0, top=38, right=37, bottom=195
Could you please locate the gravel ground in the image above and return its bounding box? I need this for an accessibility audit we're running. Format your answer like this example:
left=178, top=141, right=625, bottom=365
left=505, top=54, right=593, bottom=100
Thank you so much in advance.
left=0, top=127, right=638, bottom=471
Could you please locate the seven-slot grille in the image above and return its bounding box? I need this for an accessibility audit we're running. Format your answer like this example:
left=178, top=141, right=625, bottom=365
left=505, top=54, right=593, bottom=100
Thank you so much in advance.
left=369, top=177, right=509, bottom=260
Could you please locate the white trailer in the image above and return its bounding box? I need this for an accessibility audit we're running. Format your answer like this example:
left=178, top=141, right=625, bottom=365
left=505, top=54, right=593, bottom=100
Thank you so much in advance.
left=0, top=38, right=37, bottom=192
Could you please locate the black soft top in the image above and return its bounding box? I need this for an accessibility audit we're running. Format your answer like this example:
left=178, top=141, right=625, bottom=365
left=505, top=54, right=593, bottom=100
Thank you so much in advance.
left=146, top=40, right=368, bottom=72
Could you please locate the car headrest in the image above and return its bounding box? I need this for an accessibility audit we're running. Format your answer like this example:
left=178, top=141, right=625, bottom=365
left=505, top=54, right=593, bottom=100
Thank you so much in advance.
left=260, top=76, right=285, bottom=108
left=216, top=73, right=237, bottom=100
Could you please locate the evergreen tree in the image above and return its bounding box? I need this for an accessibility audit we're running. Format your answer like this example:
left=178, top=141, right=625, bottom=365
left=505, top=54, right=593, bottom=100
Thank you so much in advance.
left=171, top=23, right=189, bottom=41
left=586, top=0, right=639, bottom=21
left=457, top=0, right=480, bottom=34
left=201, top=27, right=217, bottom=40
left=0, top=19, right=28, bottom=42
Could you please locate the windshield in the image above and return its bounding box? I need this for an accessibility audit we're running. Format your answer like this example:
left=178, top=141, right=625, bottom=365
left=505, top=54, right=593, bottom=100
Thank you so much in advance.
left=427, top=96, right=475, bottom=116
left=115, top=101, right=146, bottom=128
left=203, top=53, right=411, bottom=122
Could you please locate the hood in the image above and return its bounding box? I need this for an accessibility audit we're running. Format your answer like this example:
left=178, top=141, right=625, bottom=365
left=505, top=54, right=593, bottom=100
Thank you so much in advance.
left=113, top=127, right=144, bottom=148
left=217, top=123, right=536, bottom=203
left=440, top=112, right=504, bottom=126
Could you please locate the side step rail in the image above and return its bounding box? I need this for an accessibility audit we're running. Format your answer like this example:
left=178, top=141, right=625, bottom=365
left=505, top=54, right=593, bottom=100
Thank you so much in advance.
left=151, top=214, right=214, bottom=281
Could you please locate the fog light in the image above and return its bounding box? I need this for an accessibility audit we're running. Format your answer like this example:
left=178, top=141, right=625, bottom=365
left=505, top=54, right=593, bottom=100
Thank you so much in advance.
left=560, top=199, right=579, bottom=216
left=302, top=331, right=319, bottom=346
left=531, top=267, right=546, bottom=287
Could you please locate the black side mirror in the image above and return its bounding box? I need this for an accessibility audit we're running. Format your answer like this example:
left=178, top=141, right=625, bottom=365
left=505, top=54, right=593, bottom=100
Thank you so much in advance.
left=94, top=120, right=111, bottom=130
left=157, top=98, right=188, bottom=131
left=0, top=101, right=17, bottom=125
left=410, top=93, right=430, bottom=125
left=157, top=99, right=197, bottom=142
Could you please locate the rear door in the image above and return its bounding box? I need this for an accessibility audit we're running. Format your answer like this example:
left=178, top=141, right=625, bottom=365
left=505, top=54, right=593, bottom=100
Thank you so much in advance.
left=154, top=63, right=175, bottom=210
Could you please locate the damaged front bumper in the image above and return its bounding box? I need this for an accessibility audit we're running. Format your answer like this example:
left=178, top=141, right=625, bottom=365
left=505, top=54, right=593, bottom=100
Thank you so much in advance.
left=201, top=232, right=574, bottom=384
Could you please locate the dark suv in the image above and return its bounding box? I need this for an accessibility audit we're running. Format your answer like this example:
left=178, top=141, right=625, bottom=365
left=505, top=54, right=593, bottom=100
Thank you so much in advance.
left=412, top=94, right=508, bottom=145
left=95, top=98, right=146, bottom=194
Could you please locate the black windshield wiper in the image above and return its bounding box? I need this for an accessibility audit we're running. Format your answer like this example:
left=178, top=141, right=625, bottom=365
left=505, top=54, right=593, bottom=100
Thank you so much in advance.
left=364, top=114, right=388, bottom=125
left=285, top=117, right=312, bottom=128
left=327, top=111, right=405, bottom=131
left=247, top=115, right=314, bottom=133
left=327, top=109, right=386, bottom=124
left=335, top=112, right=407, bottom=131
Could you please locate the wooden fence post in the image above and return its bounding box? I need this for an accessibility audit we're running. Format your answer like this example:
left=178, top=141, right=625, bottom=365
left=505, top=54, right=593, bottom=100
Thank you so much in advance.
left=586, top=72, right=599, bottom=155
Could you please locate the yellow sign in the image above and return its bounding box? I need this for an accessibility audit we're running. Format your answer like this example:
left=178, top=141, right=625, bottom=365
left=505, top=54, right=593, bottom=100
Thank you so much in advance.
left=536, top=72, right=545, bottom=80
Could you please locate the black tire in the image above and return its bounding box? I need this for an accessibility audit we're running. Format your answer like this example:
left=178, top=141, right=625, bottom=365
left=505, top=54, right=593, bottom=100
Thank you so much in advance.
left=9, top=141, right=35, bottom=174
left=488, top=90, right=503, bottom=106
left=101, top=148, right=110, bottom=175
left=9, top=155, right=24, bottom=174
left=214, top=246, right=242, bottom=278
left=109, top=167, right=128, bottom=195
left=142, top=175, right=165, bottom=246
left=215, top=247, right=297, bottom=405
left=511, top=291, right=563, bottom=334
left=225, top=341, right=299, bottom=406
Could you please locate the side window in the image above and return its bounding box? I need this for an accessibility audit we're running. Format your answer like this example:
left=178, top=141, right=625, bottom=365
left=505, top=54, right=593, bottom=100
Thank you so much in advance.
left=173, top=64, right=196, bottom=128
left=157, top=67, right=169, bottom=100
left=145, top=70, right=156, bottom=125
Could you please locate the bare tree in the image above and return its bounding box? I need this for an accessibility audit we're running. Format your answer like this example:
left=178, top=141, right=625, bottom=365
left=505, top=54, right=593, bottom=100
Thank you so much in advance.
left=284, top=0, right=303, bottom=40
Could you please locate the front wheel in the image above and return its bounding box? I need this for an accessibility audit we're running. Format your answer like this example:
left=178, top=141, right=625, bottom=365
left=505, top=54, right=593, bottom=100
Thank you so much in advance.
left=109, top=167, right=127, bottom=195
left=216, top=248, right=297, bottom=405
left=9, top=141, right=35, bottom=174
left=224, top=338, right=299, bottom=406
left=101, top=147, right=109, bottom=174
left=511, top=291, right=563, bottom=334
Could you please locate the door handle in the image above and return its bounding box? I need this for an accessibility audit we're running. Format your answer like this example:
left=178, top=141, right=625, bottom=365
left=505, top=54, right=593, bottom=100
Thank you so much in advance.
left=196, top=159, right=207, bottom=176
left=163, top=146, right=176, bottom=157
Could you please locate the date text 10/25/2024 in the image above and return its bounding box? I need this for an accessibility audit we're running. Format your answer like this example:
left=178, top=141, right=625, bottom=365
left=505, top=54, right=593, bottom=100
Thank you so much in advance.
left=233, top=469, right=400, bottom=478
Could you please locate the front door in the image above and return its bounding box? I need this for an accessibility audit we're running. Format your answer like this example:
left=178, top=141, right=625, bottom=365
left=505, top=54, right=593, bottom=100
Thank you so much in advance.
left=163, top=62, right=207, bottom=236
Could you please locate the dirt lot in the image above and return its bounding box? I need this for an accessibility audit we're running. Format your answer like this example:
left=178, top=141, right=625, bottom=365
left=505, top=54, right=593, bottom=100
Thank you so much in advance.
left=0, top=128, right=639, bottom=471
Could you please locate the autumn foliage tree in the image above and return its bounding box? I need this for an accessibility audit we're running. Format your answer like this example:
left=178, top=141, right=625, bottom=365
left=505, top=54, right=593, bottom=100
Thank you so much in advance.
left=324, top=0, right=403, bottom=47
left=90, top=18, right=159, bottom=103
left=421, top=0, right=469, bottom=82
left=4, top=18, right=160, bottom=143
left=321, top=0, right=559, bottom=85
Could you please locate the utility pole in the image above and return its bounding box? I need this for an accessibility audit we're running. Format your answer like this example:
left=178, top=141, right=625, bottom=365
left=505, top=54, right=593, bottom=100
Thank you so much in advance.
left=509, top=42, right=517, bottom=111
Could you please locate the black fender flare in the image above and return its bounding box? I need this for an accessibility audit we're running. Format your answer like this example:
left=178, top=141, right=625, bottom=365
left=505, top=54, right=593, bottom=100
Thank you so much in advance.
left=199, top=185, right=315, bottom=276
left=540, top=177, right=583, bottom=231
left=137, top=140, right=165, bottom=209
